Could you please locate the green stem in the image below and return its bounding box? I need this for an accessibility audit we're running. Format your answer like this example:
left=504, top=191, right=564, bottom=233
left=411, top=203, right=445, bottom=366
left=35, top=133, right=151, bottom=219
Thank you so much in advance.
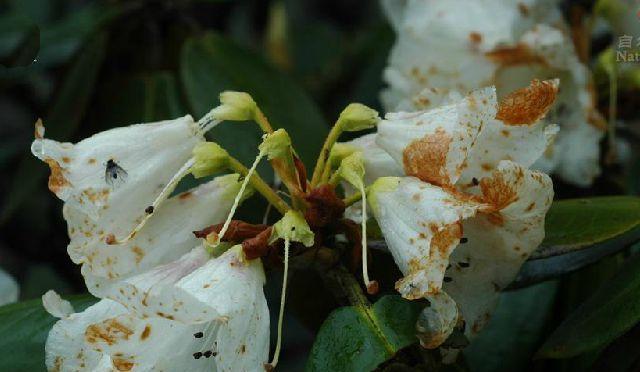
left=227, top=157, right=290, bottom=214
left=254, top=109, right=274, bottom=133
left=343, top=191, right=363, bottom=207
left=310, top=122, right=343, bottom=187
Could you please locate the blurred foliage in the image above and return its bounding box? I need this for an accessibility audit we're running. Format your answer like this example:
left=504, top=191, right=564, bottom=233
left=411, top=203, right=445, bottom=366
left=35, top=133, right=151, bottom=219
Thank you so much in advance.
left=0, top=0, right=639, bottom=371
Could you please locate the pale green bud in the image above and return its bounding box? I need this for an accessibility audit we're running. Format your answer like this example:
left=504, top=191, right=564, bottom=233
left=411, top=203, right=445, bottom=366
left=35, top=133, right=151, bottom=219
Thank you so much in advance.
left=367, top=177, right=401, bottom=213
left=269, top=210, right=314, bottom=247
left=337, top=103, right=379, bottom=132
left=210, top=91, right=257, bottom=121
left=328, top=143, right=357, bottom=169
left=259, top=129, right=292, bottom=160
left=337, top=152, right=365, bottom=189
left=191, top=142, right=229, bottom=178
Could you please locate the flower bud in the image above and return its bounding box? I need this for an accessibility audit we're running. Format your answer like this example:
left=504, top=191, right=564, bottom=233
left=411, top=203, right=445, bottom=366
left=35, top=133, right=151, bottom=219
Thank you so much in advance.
left=269, top=210, right=314, bottom=247
left=337, top=103, right=379, bottom=132
left=259, top=129, right=292, bottom=160
left=337, top=152, right=365, bottom=189
left=210, top=91, right=258, bottom=121
left=191, top=142, right=229, bottom=178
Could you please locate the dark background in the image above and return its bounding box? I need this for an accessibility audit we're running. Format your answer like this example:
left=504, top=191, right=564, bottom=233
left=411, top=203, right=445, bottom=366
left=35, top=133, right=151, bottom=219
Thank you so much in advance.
left=0, top=0, right=639, bottom=371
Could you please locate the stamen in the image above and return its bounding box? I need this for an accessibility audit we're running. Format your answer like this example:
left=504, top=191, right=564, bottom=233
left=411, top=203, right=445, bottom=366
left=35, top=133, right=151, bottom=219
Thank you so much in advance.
left=268, top=237, right=290, bottom=369
left=361, top=189, right=378, bottom=295
left=196, top=108, right=222, bottom=135
left=214, top=152, right=264, bottom=247
left=108, top=158, right=196, bottom=245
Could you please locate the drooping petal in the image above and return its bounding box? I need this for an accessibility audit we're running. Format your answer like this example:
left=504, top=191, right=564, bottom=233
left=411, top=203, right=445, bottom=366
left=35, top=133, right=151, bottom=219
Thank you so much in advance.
left=109, top=246, right=268, bottom=325
left=31, top=115, right=203, bottom=225
left=0, top=268, right=18, bottom=306
left=457, top=80, right=560, bottom=189
left=85, top=300, right=269, bottom=372
left=416, top=292, right=459, bottom=349
left=368, top=177, right=481, bottom=299
left=42, top=290, right=74, bottom=318
left=377, top=87, right=495, bottom=187
left=45, top=298, right=128, bottom=372
left=443, top=160, right=553, bottom=337
left=67, top=175, right=242, bottom=297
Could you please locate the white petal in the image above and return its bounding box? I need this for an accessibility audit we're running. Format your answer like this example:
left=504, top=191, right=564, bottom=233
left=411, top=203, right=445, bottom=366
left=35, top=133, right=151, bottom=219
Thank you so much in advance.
left=45, top=299, right=128, bottom=371
left=458, top=80, right=560, bottom=189
left=0, top=268, right=18, bottom=306
left=552, top=122, right=602, bottom=187
left=377, top=87, right=495, bottom=186
left=42, top=290, right=74, bottom=318
left=85, top=299, right=269, bottom=371
left=417, top=292, right=459, bottom=349
left=444, top=160, right=553, bottom=337
left=369, top=177, right=480, bottom=299
left=31, top=115, right=202, bottom=226
left=341, top=133, right=403, bottom=185
left=381, top=0, right=604, bottom=187
left=69, top=175, right=242, bottom=297
left=110, top=246, right=267, bottom=325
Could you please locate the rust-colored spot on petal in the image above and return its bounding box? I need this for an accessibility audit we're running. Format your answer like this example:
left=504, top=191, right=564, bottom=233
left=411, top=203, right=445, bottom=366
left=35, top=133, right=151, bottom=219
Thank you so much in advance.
left=485, top=43, right=546, bottom=66
left=112, top=358, right=134, bottom=371
left=131, top=246, right=144, bottom=264
left=469, top=32, right=482, bottom=44
left=430, top=223, right=463, bottom=259
left=140, top=325, right=151, bottom=340
left=495, top=79, right=558, bottom=125
left=403, top=128, right=452, bottom=186
left=44, top=159, right=70, bottom=194
left=86, top=319, right=134, bottom=346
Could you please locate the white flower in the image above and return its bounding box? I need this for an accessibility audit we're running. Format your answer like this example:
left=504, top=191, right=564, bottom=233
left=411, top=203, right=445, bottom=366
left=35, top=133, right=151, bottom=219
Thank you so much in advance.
left=31, top=115, right=203, bottom=223
left=0, top=268, right=19, bottom=306
left=67, top=175, right=242, bottom=298
left=368, top=177, right=480, bottom=299
left=44, top=246, right=269, bottom=372
left=361, top=83, right=555, bottom=344
left=381, top=0, right=604, bottom=186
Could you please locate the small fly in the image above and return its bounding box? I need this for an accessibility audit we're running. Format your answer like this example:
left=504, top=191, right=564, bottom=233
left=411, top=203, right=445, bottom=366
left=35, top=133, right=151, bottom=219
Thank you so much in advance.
left=105, top=159, right=128, bottom=187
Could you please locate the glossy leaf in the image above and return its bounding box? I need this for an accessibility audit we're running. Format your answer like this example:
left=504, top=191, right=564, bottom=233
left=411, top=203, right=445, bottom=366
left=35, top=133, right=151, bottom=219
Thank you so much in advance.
left=306, top=295, right=422, bottom=372
left=464, top=281, right=558, bottom=372
left=180, top=32, right=328, bottom=169
left=511, top=196, right=640, bottom=288
left=536, top=253, right=640, bottom=359
left=0, top=295, right=96, bottom=372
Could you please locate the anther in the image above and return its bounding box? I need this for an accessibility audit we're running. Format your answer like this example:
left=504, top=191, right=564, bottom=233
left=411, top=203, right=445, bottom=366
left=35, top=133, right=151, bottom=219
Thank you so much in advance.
left=193, top=352, right=203, bottom=359
left=193, top=332, right=203, bottom=338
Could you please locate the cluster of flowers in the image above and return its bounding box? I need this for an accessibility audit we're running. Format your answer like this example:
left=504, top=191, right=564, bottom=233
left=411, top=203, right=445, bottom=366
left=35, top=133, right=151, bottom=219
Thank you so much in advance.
left=380, top=0, right=605, bottom=187
left=34, top=75, right=557, bottom=370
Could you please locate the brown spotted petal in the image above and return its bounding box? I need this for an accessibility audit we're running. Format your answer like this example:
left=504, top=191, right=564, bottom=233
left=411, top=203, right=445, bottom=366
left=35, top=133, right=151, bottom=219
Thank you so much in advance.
left=368, top=177, right=481, bottom=300
left=376, top=87, right=495, bottom=187
left=416, top=292, right=460, bottom=349
left=457, top=80, right=559, bottom=189
left=45, top=297, right=128, bottom=371
left=64, top=175, right=241, bottom=299
left=31, top=115, right=202, bottom=225
left=443, top=160, right=553, bottom=338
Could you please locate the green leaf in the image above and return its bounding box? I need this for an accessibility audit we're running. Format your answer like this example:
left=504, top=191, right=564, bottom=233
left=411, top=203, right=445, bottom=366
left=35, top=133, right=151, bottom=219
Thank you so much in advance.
left=464, top=281, right=558, bottom=372
left=0, top=31, right=108, bottom=223
left=95, top=71, right=187, bottom=127
left=511, top=196, right=640, bottom=288
left=306, top=295, right=422, bottom=372
left=536, top=253, right=640, bottom=359
left=180, top=32, right=328, bottom=170
left=0, top=295, right=96, bottom=372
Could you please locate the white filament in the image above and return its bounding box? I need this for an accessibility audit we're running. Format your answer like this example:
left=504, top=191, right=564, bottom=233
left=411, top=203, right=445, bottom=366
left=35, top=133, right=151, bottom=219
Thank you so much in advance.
left=110, top=157, right=196, bottom=245
left=269, top=237, right=290, bottom=369
left=215, top=152, right=264, bottom=246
